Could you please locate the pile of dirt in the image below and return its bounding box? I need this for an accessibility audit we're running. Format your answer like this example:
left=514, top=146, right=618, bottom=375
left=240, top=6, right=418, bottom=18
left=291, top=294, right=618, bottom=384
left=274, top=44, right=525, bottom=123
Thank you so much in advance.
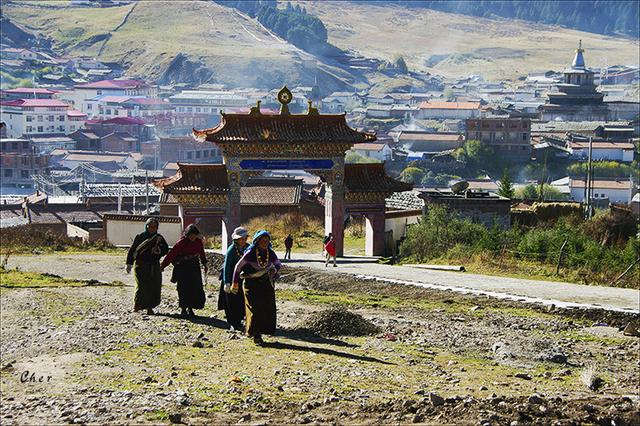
left=301, top=307, right=380, bottom=337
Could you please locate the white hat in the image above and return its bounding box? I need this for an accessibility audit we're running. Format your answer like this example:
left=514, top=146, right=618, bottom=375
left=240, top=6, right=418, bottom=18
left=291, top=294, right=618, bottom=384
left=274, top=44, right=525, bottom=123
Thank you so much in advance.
left=231, top=226, right=248, bottom=240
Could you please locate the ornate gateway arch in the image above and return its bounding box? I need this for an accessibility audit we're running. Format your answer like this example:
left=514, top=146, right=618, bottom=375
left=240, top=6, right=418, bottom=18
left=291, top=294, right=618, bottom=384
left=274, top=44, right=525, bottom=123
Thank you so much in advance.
left=159, top=87, right=410, bottom=256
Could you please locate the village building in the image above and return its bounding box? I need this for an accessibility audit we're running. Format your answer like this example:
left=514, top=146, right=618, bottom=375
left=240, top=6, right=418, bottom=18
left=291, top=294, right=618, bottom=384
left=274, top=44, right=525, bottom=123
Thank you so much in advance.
left=568, top=140, right=635, bottom=162
left=349, top=143, right=393, bottom=162
left=140, top=136, right=222, bottom=170
left=415, top=100, right=482, bottom=120
left=465, top=116, right=531, bottom=161
left=0, top=87, right=58, bottom=101
left=569, top=178, right=635, bottom=204
left=72, top=79, right=156, bottom=111
left=0, top=98, right=85, bottom=139
left=0, top=138, right=50, bottom=188
left=398, top=132, right=464, bottom=155
left=418, top=188, right=511, bottom=229
left=169, top=90, right=249, bottom=115
left=50, top=149, right=143, bottom=171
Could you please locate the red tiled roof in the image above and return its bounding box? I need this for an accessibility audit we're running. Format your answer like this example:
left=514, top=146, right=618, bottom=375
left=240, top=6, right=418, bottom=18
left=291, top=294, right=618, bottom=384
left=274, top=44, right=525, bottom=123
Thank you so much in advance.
left=154, top=163, right=229, bottom=194
left=570, top=179, right=632, bottom=190
left=194, top=112, right=376, bottom=144
left=96, top=95, right=131, bottom=103
left=4, top=87, right=58, bottom=94
left=1, top=99, right=70, bottom=108
left=418, top=101, right=481, bottom=110
left=344, top=163, right=412, bottom=194
left=75, top=79, right=149, bottom=89
left=67, top=109, right=87, bottom=117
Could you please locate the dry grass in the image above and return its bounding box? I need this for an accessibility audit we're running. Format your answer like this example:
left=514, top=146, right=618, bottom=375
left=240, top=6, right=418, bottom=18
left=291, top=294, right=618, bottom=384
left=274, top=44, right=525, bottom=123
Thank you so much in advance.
left=580, top=363, right=603, bottom=391
left=306, top=1, right=640, bottom=81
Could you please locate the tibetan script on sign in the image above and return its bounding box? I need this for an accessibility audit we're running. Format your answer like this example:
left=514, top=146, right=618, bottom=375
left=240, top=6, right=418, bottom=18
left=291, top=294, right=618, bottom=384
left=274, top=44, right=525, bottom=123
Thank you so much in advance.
left=239, top=159, right=334, bottom=170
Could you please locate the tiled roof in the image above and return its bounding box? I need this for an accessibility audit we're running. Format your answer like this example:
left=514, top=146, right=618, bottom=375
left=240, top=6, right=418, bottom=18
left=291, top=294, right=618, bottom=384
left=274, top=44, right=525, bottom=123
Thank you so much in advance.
left=241, top=179, right=302, bottom=205
left=67, top=109, right=87, bottom=117
left=418, top=101, right=481, bottom=110
left=570, top=179, right=632, bottom=190
left=194, top=112, right=376, bottom=144
left=344, top=163, right=412, bottom=194
left=385, top=190, right=425, bottom=210
left=352, top=143, right=386, bottom=151
left=398, top=133, right=463, bottom=142
left=100, top=117, right=146, bottom=125
left=4, top=87, right=58, bottom=94
left=154, top=163, right=229, bottom=194
left=75, top=79, right=149, bottom=89
left=1, top=99, right=70, bottom=108
left=569, top=141, right=635, bottom=149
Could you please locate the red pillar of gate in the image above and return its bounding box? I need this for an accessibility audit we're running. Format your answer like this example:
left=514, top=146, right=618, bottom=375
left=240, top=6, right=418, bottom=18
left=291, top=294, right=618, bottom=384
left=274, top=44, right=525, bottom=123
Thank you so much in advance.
left=365, top=211, right=386, bottom=257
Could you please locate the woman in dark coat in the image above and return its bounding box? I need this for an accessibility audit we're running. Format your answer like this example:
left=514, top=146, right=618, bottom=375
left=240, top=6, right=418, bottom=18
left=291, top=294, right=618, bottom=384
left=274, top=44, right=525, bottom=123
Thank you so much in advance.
left=161, top=224, right=208, bottom=317
left=232, top=230, right=281, bottom=345
left=126, top=218, right=169, bottom=315
left=219, top=226, right=249, bottom=331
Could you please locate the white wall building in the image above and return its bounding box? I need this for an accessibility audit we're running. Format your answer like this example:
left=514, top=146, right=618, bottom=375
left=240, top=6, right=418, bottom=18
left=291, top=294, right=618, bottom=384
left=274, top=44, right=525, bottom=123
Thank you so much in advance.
left=569, top=141, right=635, bottom=162
left=71, top=79, right=156, bottom=110
left=569, top=179, right=634, bottom=203
left=416, top=101, right=481, bottom=119
left=169, top=90, right=249, bottom=115
left=350, top=143, right=393, bottom=162
left=0, top=99, right=78, bottom=138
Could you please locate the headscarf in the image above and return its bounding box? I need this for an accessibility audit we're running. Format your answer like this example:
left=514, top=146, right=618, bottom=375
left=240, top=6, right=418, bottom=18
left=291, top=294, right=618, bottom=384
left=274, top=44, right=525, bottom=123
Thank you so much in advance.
left=145, top=217, right=159, bottom=234
left=184, top=224, right=200, bottom=237
left=248, top=229, right=271, bottom=252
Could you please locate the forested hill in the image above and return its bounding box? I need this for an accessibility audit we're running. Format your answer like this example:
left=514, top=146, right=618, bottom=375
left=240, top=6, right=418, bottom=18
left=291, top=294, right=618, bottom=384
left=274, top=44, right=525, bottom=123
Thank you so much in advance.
left=369, top=1, right=639, bottom=39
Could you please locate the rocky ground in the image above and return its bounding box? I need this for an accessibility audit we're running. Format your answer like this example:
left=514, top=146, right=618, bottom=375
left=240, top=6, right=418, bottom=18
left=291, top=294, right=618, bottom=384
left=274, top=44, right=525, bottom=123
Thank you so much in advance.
left=1, top=252, right=639, bottom=425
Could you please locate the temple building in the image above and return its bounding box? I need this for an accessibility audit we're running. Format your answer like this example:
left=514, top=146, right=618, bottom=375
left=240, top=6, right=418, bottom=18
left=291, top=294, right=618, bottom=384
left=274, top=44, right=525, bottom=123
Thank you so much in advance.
left=155, top=87, right=411, bottom=256
left=540, top=41, right=639, bottom=122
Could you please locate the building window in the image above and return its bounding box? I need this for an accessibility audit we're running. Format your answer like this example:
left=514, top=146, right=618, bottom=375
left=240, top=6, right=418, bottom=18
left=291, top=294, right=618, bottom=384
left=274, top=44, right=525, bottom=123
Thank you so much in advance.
left=21, top=157, right=28, bottom=165
left=37, top=126, right=43, bottom=132
left=59, top=115, right=65, bottom=121
left=48, top=115, right=54, bottom=122
left=4, top=169, right=12, bottom=177
left=97, top=90, right=102, bottom=95
left=70, top=125, right=76, bottom=131
left=22, top=141, right=29, bottom=149
left=21, top=170, right=30, bottom=179
left=37, top=115, right=43, bottom=122
left=26, top=115, right=33, bottom=122
left=576, top=76, right=581, bottom=84
left=106, top=109, right=112, bottom=115
left=26, top=126, right=33, bottom=133
left=522, top=133, right=528, bottom=141
left=186, top=151, right=193, bottom=159
left=195, top=151, right=201, bottom=158
left=87, top=104, right=92, bottom=110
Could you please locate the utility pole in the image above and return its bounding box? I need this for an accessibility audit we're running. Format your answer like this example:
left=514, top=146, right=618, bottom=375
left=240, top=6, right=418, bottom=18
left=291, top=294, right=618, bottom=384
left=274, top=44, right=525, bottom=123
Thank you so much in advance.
left=585, top=136, right=593, bottom=219
left=145, top=169, right=149, bottom=213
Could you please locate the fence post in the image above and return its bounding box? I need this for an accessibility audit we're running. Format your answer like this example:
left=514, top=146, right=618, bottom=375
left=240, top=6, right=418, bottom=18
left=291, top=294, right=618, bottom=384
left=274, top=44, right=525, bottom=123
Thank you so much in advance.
left=556, top=238, right=568, bottom=275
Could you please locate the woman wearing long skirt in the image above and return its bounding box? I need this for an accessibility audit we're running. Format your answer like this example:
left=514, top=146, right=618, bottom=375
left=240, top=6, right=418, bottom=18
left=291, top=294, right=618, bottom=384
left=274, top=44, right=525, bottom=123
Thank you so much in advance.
left=161, top=224, right=208, bottom=318
left=126, top=218, right=169, bottom=315
left=232, top=230, right=281, bottom=345
left=219, top=226, right=249, bottom=330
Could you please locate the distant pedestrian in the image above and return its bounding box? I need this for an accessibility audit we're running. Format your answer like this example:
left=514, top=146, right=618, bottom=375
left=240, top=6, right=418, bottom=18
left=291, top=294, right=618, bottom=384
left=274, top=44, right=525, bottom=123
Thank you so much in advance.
left=232, top=230, right=281, bottom=346
left=126, top=218, right=169, bottom=315
left=284, top=234, right=293, bottom=260
left=161, top=224, right=208, bottom=318
left=219, top=226, right=249, bottom=330
left=324, top=234, right=337, bottom=267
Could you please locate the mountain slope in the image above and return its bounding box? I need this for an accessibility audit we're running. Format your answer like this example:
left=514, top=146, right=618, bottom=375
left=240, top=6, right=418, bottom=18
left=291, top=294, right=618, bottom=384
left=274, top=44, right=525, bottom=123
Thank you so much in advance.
left=2, top=0, right=358, bottom=91
left=306, top=1, right=640, bottom=80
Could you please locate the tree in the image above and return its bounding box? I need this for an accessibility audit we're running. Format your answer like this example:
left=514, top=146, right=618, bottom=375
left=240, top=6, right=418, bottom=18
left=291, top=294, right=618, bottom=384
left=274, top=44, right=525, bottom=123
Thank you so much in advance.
left=400, top=167, right=425, bottom=185
left=498, top=168, right=515, bottom=199
left=394, top=56, right=409, bottom=74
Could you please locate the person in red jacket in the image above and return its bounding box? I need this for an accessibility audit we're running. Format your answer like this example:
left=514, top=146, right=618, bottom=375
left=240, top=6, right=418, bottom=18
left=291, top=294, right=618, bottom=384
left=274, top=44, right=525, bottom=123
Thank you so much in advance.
left=324, top=234, right=337, bottom=267
left=161, top=224, right=208, bottom=318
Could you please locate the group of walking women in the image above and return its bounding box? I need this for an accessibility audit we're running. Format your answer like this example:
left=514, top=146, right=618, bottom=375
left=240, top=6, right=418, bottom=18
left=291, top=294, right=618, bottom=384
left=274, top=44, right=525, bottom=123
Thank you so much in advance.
left=125, top=218, right=281, bottom=346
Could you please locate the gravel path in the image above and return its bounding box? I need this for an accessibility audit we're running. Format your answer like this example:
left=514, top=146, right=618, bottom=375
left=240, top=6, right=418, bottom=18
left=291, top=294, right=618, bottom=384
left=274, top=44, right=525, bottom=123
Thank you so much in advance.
left=6, top=252, right=639, bottom=313
left=275, top=252, right=640, bottom=313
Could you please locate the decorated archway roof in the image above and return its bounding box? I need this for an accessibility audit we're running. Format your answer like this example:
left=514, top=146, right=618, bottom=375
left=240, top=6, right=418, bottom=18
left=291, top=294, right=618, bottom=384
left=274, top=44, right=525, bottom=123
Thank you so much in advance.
left=344, top=163, right=412, bottom=194
left=193, top=86, right=375, bottom=145
left=154, top=163, right=229, bottom=194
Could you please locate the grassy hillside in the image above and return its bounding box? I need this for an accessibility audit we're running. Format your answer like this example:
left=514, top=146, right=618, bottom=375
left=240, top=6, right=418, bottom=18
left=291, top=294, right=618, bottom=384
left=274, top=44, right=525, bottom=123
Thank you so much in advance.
left=3, top=0, right=639, bottom=87
left=2, top=0, right=356, bottom=90
left=306, top=1, right=640, bottom=81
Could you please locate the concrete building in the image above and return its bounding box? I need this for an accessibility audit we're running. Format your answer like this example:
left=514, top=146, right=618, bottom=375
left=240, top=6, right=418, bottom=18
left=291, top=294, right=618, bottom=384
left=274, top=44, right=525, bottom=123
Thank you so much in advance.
left=72, top=79, right=156, bottom=111
left=416, top=101, right=481, bottom=120
left=0, top=138, right=50, bottom=188
left=569, top=141, right=635, bottom=162
left=349, top=143, right=393, bottom=162
left=398, top=132, right=464, bottom=153
left=169, top=90, right=249, bottom=115
left=569, top=178, right=634, bottom=203
left=0, top=99, right=79, bottom=139
left=466, top=117, right=531, bottom=161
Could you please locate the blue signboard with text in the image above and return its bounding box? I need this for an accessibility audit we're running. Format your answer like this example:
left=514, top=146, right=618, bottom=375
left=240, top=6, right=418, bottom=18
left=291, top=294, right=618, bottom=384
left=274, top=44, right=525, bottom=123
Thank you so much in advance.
left=239, top=159, right=334, bottom=170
